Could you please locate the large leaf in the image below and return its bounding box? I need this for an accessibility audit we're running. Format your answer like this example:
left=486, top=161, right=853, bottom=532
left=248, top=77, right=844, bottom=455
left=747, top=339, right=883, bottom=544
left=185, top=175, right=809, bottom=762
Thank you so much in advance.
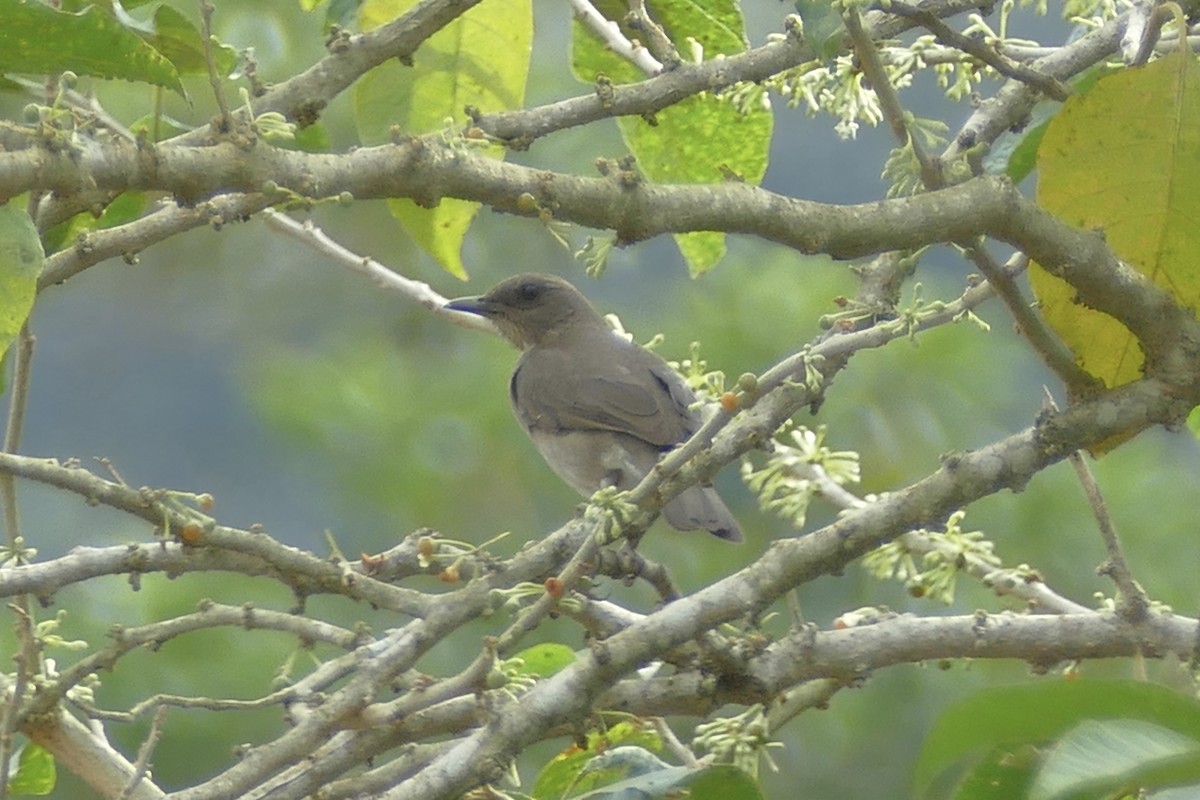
left=1030, top=719, right=1200, bottom=800
left=0, top=204, right=43, bottom=363
left=914, top=680, right=1200, bottom=798
left=569, top=762, right=762, bottom=800
left=533, top=721, right=663, bottom=800
left=1033, top=48, right=1200, bottom=387
left=793, top=0, right=845, bottom=62
left=354, top=0, right=533, bottom=279
left=143, top=5, right=236, bottom=77
left=0, top=0, right=183, bottom=94
left=686, top=764, right=764, bottom=800
left=946, top=743, right=1040, bottom=800
left=993, top=65, right=1114, bottom=183
left=571, top=0, right=772, bottom=276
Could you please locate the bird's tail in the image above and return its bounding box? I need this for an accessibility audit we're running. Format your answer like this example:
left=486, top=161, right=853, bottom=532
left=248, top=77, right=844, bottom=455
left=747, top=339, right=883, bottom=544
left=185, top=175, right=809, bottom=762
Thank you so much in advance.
left=663, top=486, right=743, bottom=542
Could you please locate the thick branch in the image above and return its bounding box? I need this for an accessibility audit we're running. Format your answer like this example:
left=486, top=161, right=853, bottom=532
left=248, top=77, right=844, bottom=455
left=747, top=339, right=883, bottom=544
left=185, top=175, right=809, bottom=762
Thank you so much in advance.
left=24, top=710, right=164, bottom=799
left=174, top=0, right=484, bottom=143
left=598, top=611, right=1196, bottom=715
left=9, top=140, right=1197, bottom=377
left=0, top=454, right=432, bottom=616
left=477, top=0, right=1001, bottom=145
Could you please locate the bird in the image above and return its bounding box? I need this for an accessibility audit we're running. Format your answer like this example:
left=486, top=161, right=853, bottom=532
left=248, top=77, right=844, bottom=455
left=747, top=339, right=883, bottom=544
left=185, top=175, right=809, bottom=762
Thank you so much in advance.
left=444, top=273, right=741, bottom=542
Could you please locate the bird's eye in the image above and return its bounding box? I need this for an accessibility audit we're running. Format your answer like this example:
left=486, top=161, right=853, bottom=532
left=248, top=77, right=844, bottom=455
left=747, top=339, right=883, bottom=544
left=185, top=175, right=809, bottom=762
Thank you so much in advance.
left=517, top=282, right=541, bottom=302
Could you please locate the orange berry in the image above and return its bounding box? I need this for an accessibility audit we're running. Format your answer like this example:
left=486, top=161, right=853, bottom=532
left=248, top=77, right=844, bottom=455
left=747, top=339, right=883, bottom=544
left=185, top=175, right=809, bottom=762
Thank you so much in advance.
left=180, top=523, right=204, bottom=545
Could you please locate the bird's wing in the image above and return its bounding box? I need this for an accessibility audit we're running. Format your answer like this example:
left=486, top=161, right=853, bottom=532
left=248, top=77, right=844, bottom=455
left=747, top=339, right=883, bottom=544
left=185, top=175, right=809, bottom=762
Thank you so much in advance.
left=512, top=342, right=699, bottom=448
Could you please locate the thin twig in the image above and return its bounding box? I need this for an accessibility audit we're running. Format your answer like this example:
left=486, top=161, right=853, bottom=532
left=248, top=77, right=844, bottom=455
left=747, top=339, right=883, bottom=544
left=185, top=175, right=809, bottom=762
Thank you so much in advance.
left=1042, top=389, right=1149, bottom=620
left=85, top=688, right=306, bottom=724
left=593, top=547, right=681, bottom=601
left=625, top=0, right=681, bottom=69
left=1, top=322, right=35, bottom=520
left=0, top=650, right=30, bottom=800
left=40, top=195, right=273, bottom=291
left=568, top=0, right=664, bottom=76
left=30, top=602, right=364, bottom=722
left=766, top=678, right=843, bottom=731
left=8, top=77, right=135, bottom=141
left=0, top=323, right=38, bottom=800
left=843, top=5, right=943, bottom=189
left=493, top=525, right=604, bottom=658
left=652, top=717, right=699, bottom=767
left=199, top=0, right=234, bottom=132
left=963, top=246, right=1102, bottom=398
left=119, top=706, right=169, bottom=800
left=358, top=645, right=497, bottom=727
left=890, top=1, right=1072, bottom=99
left=1123, top=0, right=1170, bottom=66
left=786, top=590, right=804, bottom=629
left=259, top=209, right=496, bottom=336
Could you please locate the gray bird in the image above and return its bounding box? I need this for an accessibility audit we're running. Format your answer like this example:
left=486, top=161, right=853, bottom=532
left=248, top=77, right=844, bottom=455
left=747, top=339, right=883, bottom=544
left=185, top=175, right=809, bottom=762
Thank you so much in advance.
left=445, top=274, right=741, bottom=542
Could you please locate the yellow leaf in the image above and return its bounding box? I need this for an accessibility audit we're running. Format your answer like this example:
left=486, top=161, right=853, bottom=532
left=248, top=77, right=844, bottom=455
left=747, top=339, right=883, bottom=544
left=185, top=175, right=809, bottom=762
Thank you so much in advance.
left=355, top=0, right=532, bottom=279
left=387, top=198, right=475, bottom=281
left=1034, top=49, right=1200, bottom=388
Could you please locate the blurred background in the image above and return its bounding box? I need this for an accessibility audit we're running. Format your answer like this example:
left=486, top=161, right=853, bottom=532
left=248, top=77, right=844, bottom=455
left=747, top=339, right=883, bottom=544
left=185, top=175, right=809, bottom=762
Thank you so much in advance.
left=3, top=1, right=1199, bottom=796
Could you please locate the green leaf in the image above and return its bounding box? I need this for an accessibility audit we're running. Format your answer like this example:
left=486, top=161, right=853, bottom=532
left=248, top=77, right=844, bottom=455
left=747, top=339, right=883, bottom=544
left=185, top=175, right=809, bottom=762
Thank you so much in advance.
left=7, top=743, right=56, bottom=796
left=1031, top=719, right=1200, bottom=800
left=793, top=0, right=845, bottom=62
left=533, top=721, right=663, bottom=800
left=0, top=0, right=183, bottom=94
left=384, top=198, right=477, bottom=280
left=994, top=65, right=1114, bottom=183
left=686, top=764, right=764, bottom=800
left=617, top=92, right=770, bottom=276
left=914, top=680, right=1200, bottom=797
left=129, top=113, right=193, bottom=143
left=949, top=743, right=1040, bottom=800
left=323, top=0, right=362, bottom=31
left=997, top=108, right=1053, bottom=184
left=0, top=204, right=43, bottom=362
left=675, top=231, right=726, bottom=277
left=1188, top=405, right=1200, bottom=440
left=354, top=0, right=533, bottom=279
left=571, top=763, right=691, bottom=799
left=143, top=5, right=237, bottom=76
left=290, top=122, right=332, bottom=153
left=43, top=191, right=146, bottom=255
left=571, top=0, right=772, bottom=276
left=568, top=762, right=762, bottom=800
left=511, top=643, right=576, bottom=678
left=1033, top=48, right=1200, bottom=388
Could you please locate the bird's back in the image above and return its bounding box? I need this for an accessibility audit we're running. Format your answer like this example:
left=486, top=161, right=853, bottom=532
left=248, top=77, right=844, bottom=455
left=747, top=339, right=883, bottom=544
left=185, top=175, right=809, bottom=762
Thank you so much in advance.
left=510, top=330, right=699, bottom=448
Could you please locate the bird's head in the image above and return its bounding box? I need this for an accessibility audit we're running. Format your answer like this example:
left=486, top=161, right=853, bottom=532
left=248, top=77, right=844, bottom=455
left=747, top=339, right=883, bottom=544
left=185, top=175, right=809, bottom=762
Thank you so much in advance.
left=444, top=274, right=605, bottom=349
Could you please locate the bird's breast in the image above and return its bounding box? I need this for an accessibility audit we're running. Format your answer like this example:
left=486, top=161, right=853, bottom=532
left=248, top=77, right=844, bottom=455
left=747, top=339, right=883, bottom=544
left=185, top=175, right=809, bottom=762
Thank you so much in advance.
left=526, top=428, right=661, bottom=496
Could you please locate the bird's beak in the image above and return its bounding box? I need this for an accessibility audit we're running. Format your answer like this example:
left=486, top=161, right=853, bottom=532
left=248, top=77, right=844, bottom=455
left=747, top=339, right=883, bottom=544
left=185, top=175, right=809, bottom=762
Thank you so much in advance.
left=444, top=295, right=492, bottom=317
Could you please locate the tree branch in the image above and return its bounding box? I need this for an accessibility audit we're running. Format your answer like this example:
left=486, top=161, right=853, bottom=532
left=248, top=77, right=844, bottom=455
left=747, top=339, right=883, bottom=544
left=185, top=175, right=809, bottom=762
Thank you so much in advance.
left=11, top=139, right=1196, bottom=379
